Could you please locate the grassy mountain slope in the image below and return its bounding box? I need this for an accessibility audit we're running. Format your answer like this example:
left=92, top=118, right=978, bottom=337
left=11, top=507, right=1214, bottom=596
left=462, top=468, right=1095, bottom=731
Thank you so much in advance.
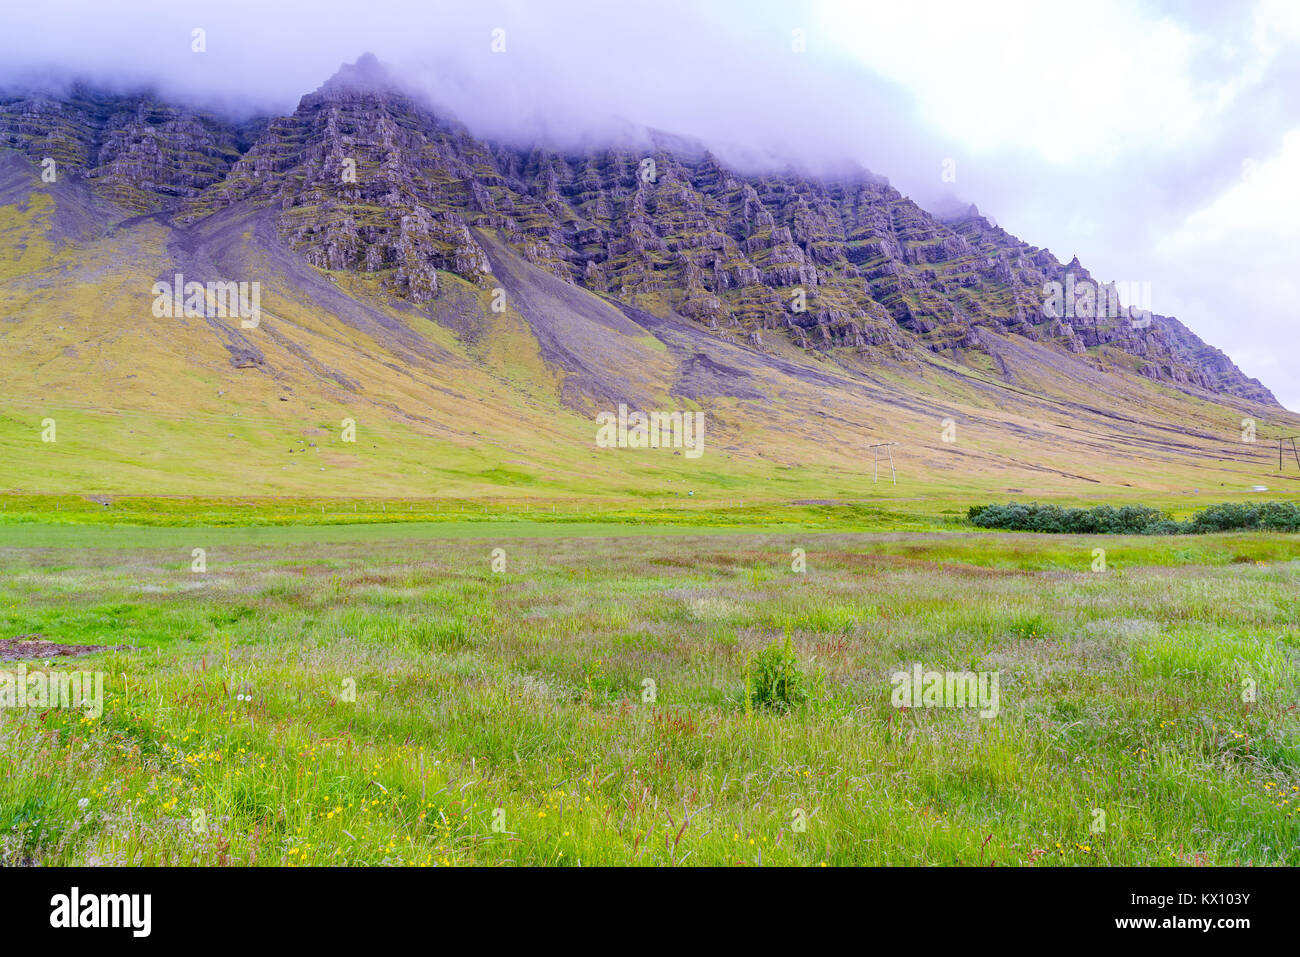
left=1, top=145, right=1297, bottom=505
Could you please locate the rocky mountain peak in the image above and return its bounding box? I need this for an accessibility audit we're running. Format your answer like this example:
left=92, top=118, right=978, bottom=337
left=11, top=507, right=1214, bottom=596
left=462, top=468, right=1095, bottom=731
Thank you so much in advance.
left=322, top=53, right=391, bottom=91
left=305, top=52, right=412, bottom=107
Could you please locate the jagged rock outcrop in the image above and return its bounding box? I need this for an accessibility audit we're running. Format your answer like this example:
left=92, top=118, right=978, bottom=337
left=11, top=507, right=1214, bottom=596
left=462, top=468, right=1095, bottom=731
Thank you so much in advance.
left=0, top=88, right=248, bottom=211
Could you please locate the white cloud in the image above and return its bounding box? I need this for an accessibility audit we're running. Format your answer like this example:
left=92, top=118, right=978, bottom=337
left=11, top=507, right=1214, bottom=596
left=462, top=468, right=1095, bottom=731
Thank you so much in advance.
left=1154, top=130, right=1300, bottom=408
left=817, top=0, right=1212, bottom=165
left=1162, top=130, right=1300, bottom=246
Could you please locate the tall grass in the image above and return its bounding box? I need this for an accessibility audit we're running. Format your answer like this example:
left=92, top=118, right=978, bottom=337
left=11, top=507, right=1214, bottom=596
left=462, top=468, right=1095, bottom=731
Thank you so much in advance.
left=1, top=526, right=1297, bottom=865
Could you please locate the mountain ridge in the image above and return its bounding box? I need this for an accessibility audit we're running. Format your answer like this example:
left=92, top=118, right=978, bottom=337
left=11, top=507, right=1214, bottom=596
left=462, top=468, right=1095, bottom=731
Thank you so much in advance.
left=0, top=54, right=1277, bottom=409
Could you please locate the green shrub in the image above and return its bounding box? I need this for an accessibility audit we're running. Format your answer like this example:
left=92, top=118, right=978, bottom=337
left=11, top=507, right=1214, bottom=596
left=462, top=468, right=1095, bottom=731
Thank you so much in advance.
left=1010, top=613, right=1051, bottom=640
left=1190, top=501, right=1300, bottom=532
left=744, top=633, right=809, bottom=713
left=966, top=500, right=1300, bottom=535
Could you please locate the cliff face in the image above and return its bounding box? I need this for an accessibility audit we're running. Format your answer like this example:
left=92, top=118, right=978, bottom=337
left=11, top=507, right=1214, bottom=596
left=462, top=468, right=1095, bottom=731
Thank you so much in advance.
left=0, top=56, right=1277, bottom=406
left=0, top=87, right=250, bottom=211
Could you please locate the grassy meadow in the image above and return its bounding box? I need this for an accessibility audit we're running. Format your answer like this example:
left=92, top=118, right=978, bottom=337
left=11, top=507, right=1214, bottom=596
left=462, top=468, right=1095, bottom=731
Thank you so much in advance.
left=2, top=516, right=1298, bottom=866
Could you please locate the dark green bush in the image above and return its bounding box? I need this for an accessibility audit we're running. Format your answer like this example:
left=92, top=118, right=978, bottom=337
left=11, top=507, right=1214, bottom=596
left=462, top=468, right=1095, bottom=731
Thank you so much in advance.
left=1190, top=501, right=1300, bottom=532
left=967, top=500, right=1299, bottom=535
left=1257, top=502, right=1300, bottom=530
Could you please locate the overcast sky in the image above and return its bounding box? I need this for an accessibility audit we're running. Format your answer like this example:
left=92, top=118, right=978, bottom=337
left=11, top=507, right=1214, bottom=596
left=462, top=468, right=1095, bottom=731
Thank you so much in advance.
left=3, top=0, right=1298, bottom=410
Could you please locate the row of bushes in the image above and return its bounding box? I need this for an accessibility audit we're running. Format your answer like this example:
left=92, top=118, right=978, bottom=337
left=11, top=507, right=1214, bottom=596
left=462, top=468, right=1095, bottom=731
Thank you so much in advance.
left=967, top=501, right=1300, bottom=534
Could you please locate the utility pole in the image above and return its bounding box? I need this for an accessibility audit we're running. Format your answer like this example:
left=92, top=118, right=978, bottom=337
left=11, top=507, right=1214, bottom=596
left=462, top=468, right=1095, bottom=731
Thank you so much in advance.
left=1281, top=435, right=1300, bottom=470
left=867, top=442, right=898, bottom=486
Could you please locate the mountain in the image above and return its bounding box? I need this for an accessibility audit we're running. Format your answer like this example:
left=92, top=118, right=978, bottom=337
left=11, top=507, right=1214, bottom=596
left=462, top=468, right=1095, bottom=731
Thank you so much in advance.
left=0, top=56, right=1294, bottom=501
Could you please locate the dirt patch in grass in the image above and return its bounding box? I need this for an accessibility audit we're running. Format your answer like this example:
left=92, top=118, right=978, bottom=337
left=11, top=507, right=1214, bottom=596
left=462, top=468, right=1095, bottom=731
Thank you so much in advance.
left=0, top=634, right=117, bottom=661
